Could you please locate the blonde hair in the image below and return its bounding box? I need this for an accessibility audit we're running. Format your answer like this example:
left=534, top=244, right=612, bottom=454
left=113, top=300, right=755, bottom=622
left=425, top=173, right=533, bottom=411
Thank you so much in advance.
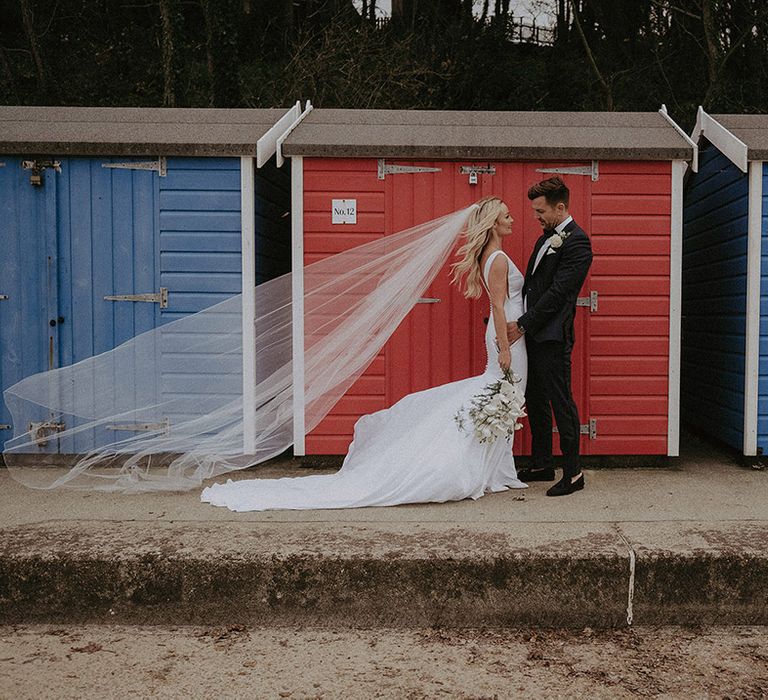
left=451, top=196, right=505, bottom=299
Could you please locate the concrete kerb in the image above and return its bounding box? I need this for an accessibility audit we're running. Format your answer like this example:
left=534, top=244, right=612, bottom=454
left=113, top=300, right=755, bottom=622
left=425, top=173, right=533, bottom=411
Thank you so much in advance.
left=0, top=521, right=629, bottom=628
left=1, top=519, right=767, bottom=628
left=0, top=444, right=767, bottom=628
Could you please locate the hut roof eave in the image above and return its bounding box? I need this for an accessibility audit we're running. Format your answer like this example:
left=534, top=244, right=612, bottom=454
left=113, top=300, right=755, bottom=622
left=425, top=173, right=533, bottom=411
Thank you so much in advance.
left=0, top=106, right=291, bottom=157
left=711, top=114, right=768, bottom=161
left=281, top=109, right=694, bottom=161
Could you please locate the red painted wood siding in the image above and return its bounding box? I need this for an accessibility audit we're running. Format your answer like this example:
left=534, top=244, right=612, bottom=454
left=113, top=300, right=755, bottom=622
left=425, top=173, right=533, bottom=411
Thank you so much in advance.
left=302, top=158, right=672, bottom=456
left=303, top=159, right=386, bottom=454
left=589, top=161, right=671, bottom=454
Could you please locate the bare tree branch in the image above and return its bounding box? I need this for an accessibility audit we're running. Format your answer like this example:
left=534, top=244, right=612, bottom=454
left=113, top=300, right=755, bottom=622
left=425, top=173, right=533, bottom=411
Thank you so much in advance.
left=650, top=0, right=701, bottom=21
left=20, top=0, right=48, bottom=94
left=569, top=0, right=613, bottom=109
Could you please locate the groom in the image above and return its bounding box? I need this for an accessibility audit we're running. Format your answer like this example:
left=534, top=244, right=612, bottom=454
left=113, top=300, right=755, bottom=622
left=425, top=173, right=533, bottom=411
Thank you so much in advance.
left=507, top=177, right=593, bottom=497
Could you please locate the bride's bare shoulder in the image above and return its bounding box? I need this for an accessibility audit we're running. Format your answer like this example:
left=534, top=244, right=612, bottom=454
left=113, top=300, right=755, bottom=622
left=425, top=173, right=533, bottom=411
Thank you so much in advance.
left=480, top=249, right=507, bottom=272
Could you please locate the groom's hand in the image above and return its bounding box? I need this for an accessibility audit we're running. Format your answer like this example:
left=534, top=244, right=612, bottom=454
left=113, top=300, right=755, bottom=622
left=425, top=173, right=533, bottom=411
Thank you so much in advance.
left=507, top=321, right=524, bottom=345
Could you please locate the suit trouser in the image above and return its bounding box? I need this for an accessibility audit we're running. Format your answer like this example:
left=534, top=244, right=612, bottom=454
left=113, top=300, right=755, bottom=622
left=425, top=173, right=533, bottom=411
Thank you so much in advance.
left=525, top=336, right=581, bottom=478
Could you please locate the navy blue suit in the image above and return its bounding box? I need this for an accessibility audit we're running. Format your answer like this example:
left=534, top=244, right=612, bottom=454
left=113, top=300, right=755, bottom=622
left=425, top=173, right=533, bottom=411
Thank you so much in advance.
left=518, top=219, right=593, bottom=477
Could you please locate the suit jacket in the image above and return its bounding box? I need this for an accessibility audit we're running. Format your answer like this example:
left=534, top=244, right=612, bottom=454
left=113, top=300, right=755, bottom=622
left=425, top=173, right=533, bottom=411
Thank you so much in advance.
left=518, top=218, right=593, bottom=344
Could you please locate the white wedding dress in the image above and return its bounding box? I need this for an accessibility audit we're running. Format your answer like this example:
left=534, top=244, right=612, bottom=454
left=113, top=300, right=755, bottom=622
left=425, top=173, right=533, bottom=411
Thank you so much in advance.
left=201, top=249, right=528, bottom=511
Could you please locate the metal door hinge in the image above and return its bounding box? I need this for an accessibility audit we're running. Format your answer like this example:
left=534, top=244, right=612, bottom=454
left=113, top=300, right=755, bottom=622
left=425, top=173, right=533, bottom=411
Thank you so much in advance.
left=22, top=159, right=62, bottom=186
left=576, top=290, right=598, bottom=312
left=418, top=297, right=441, bottom=303
left=104, top=287, right=168, bottom=308
left=553, top=418, right=597, bottom=439
left=106, top=418, right=169, bottom=435
left=0, top=294, right=8, bottom=300
left=460, top=164, right=496, bottom=185
left=536, top=161, right=599, bottom=181
left=102, top=157, right=167, bottom=176
left=378, top=159, right=442, bottom=179
left=29, top=420, right=65, bottom=447
left=0, top=424, right=10, bottom=430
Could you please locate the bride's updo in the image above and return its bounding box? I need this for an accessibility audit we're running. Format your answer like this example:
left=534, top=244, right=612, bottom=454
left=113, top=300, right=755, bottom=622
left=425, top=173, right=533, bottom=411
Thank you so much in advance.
left=451, top=196, right=504, bottom=299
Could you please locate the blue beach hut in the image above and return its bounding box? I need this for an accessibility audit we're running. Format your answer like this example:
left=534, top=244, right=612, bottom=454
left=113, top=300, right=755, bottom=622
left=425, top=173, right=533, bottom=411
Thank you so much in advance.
left=0, top=105, right=300, bottom=452
left=682, top=110, right=767, bottom=461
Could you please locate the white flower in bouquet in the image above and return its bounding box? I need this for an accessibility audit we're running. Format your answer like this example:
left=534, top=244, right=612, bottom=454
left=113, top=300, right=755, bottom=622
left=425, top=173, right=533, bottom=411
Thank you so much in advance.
left=454, top=369, right=526, bottom=445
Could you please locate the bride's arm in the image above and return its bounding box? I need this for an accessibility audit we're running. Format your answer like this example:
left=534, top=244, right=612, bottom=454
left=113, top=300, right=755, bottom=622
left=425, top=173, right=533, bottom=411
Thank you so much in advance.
left=487, top=255, right=511, bottom=372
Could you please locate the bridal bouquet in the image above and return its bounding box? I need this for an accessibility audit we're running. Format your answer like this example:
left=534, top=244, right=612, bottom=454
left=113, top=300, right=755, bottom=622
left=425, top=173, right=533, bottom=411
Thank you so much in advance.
left=454, top=370, right=526, bottom=444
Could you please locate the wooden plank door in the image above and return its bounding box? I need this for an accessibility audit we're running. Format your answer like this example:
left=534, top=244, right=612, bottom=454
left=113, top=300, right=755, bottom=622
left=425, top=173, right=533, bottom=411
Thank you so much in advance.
left=384, top=160, right=593, bottom=457
left=507, top=163, right=593, bottom=457
left=0, top=157, right=59, bottom=450
left=385, top=161, right=487, bottom=405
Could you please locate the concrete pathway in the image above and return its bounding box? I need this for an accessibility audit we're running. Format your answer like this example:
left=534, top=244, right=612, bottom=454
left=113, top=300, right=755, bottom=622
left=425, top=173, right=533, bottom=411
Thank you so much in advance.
left=1, top=433, right=766, bottom=628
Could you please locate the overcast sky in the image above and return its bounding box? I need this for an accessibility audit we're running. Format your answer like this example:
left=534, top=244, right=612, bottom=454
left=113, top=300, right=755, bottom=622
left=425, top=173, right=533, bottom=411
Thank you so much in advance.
left=353, top=1, right=555, bottom=25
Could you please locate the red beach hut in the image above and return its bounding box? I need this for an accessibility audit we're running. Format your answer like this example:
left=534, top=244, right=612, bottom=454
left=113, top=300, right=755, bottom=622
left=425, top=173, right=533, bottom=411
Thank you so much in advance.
left=280, top=109, right=695, bottom=462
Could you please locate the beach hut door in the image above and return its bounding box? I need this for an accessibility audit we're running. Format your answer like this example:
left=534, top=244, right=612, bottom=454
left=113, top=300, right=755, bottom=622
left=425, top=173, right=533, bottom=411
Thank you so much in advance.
left=0, top=158, right=63, bottom=446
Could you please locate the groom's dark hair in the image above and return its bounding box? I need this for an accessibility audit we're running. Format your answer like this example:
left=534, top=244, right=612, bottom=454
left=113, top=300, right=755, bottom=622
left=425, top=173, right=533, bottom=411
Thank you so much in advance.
left=527, top=177, right=569, bottom=207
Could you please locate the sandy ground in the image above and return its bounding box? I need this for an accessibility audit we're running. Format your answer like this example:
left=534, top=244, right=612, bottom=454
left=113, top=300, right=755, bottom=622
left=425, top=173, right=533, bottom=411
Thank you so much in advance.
left=1, top=625, right=766, bottom=699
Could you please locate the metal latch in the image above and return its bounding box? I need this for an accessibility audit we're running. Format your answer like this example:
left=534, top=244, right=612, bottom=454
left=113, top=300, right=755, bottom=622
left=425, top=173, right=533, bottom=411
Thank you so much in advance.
left=378, top=159, right=442, bottom=179
left=29, top=420, right=65, bottom=447
left=104, top=287, right=168, bottom=308
left=418, top=297, right=441, bottom=304
left=106, top=418, right=170, bottom=435
left=460, top=164, right=496, bottom=185
left=0, top=424, right=10, bottom=430
left=102, top=157, right=167, bottom=176
left=0, top=294, right=8, bottom=300
left=553, top=419, right=597, bottom=439
left=22, top=160, right=62, bottom=186
left=536, top=162, right=599, bottom=182
left=576, top=291, right=598, bottom=312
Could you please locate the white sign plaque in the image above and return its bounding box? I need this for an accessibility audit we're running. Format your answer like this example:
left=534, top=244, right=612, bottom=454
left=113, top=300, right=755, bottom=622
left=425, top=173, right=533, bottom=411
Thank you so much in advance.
left=332, top=199, right=357, bottom=225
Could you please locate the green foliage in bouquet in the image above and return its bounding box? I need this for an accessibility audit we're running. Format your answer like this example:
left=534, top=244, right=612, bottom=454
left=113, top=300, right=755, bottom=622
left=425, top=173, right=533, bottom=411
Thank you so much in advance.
left=454, top=370, right=526, bottom=445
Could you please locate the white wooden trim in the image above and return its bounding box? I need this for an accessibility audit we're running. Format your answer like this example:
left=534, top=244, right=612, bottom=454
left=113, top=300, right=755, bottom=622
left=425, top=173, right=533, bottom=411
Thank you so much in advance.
left=667, top=160, right=686, bottom=457
left=744, top=161, right=763, bottom=456
left=256, top=102, right=301, bottom=168
left=690, top=105, right=705, bottom=146
left=276, top=101, right=314, bottom=168
left=240, top=156, right=257, bottom=454
left=659, top=104, right=699, bottom=172
left=699, top=110, right=749, bottom=173
left=291, top=156, right=306, bottom=455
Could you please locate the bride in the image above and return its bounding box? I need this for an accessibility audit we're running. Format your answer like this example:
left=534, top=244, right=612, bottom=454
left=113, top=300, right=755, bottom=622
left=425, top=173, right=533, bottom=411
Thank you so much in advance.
left=201, top=197, right=529, bottom=511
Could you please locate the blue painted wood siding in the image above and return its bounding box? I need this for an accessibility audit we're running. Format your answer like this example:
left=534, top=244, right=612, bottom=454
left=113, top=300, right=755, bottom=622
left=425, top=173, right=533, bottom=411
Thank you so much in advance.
left=0, top=158, right=54, bottom=444
left=157, top=157, right=290, bottom=428
left=57, top=158, right=159, bottom=453
left=758, top=163, right=768, bottom=453
left=159, top=158, right=242, bottom=320
left=58, top=158, right=159, bottom=363
left=681, top=140, right=749, bottom=450
left=2, top=154, right=291, bottom=452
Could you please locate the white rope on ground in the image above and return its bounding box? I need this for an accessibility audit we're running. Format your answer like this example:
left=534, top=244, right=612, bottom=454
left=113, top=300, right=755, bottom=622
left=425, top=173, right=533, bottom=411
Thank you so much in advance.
left=617, top=531, right=636, bottom=626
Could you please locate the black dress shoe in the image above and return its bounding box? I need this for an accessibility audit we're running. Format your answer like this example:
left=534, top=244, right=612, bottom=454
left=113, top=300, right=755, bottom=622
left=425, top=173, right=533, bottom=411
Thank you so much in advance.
left=517, top=467, right=556, bottom=482
left=546, top=474, right=585, bottom=497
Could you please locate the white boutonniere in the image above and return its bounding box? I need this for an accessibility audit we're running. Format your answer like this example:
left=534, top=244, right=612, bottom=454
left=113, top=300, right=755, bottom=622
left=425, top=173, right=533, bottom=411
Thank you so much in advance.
left=546, top=229, right=571, bottom=255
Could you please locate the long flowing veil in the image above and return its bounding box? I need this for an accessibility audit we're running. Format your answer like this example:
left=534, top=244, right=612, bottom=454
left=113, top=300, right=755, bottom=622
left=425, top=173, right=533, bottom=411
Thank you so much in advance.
left=3, top=206, right=476, bottom=492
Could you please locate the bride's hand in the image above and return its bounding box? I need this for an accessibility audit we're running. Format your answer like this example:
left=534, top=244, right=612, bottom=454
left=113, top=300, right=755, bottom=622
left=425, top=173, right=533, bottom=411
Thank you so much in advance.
left=498, top=347, right=511, bottom=372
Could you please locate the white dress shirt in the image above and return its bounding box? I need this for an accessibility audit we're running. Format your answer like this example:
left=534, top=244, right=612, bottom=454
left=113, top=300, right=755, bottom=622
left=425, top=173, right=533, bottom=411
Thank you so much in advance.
left=531, top=215, right=573, bottom=275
